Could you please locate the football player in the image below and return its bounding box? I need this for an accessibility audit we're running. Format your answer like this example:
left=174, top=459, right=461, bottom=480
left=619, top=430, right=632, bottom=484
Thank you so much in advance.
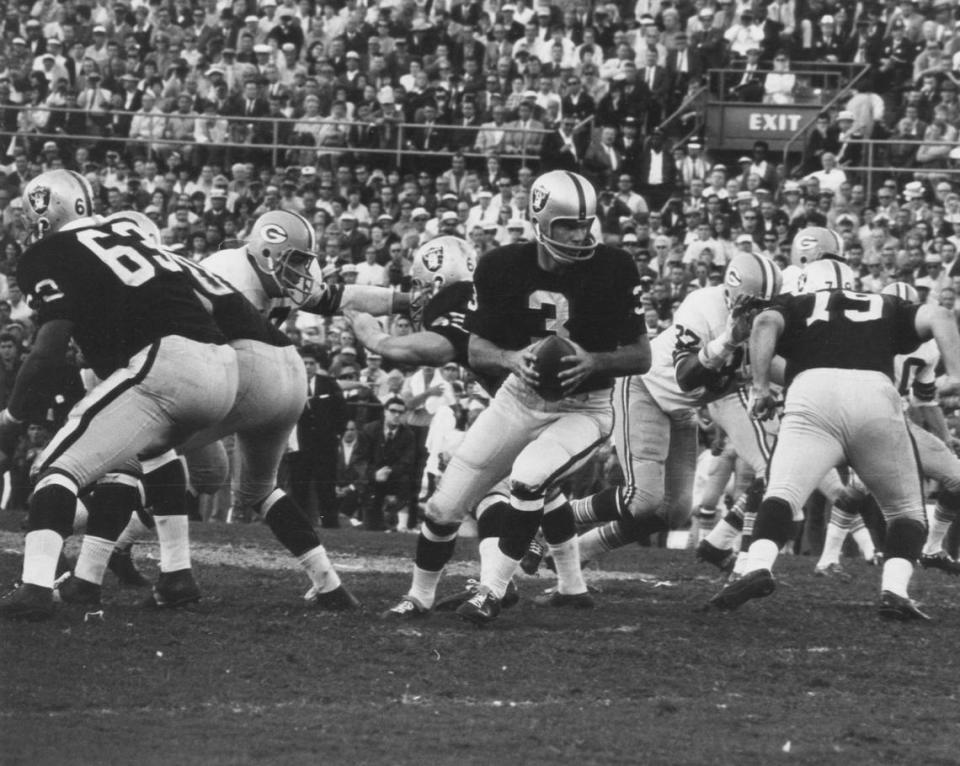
left=710, top=254, right=960, bottom=620
left=59, top=209, right=368, bottom=610
left=451, top=170, right=650, bottom=625
left=0, top=170, right=241, bottom=621
left=815, top=280, right=960, bottom=577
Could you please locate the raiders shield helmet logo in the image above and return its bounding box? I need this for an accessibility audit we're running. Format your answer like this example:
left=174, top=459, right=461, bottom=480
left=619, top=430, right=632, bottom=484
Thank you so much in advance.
left=421, top=244, right=444, bottom=272
left=28, top=186, right=51, bottom=215
left=531, top=185, right=550, bottom=213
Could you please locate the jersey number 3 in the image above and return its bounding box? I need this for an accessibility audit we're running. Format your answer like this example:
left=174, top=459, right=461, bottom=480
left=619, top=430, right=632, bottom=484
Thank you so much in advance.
left=528, top=290, right=570, bottom=339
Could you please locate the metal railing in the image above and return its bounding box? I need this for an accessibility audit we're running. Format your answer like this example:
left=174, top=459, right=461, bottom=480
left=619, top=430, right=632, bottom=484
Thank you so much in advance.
left=660, top=83, right=708, bottom=144
left=6, top=102, right=555, bottom=171
left=709, top=61, right=867, bottom=104
left=836, top=136, right=960, bottom=201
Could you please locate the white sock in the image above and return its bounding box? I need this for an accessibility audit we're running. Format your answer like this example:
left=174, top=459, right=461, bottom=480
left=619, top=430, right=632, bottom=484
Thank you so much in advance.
left=154, top=516, right=191, bottom=572
left=817, top=522, right=847, bottom=568
left=21, top=529, right=64, bottom=589
left=881, top=557, right=913, bottom=598
left=481, top=545, right=519, bottom=600
left=744, top=538, right=780, bottom=574
left=478, top=537, right=499, bottom=586
left=397, top=510, right=409, bottom=530
left=549, top=537, right=587, bottom=595
left=852, top=526, right=876, bottom=559
left=74, top=536, right=115, bottom=585
left=73, top=498, right=89, bottom=534
left=705, top=519, right=741, bottom=550
left=116, top=513, right=152, bottom=551
left=923, top=517, right=953, bottom=555
left=409, top=565, right=442, bottom=608
left=298, top=546, right=340, bottom=594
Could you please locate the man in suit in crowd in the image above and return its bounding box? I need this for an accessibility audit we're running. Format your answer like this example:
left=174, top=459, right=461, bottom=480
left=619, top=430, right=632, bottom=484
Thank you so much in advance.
left=638, top=48, right=669, bottom=133
left=290, top=348, right=348, bottom=528
left=583, top=124, right=622, bottom=190
left=361, top=396, right=415, bottom=531
left=539, top=113, right=587, bottom=173
left=560, top=75, right=596, bottom=122
left=335, top=419, right=369, bottom=525
left=501, top=97, right=545, bottom=175
left=638, top=128, right=677, bottom=210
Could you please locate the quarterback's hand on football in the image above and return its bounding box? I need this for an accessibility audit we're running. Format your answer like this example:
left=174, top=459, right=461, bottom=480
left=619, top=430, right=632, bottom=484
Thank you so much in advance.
left=938, top=375, right=960, bottom=398
left=748, top=385, right=778, bottom=421
left=507, top=345, right=540, bottom=388
left=558, top=340, right=597, bottom=394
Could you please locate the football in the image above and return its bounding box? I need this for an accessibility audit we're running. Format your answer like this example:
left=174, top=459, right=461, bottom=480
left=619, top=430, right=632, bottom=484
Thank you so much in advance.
left=532, top=335, right=578, bottom=401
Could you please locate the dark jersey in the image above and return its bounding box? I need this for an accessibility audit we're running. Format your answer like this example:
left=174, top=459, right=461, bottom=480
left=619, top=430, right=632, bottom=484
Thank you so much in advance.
left=772, top=289, right=922, bottom=386
left=18, top=220, right=226, bottom=378
left=465, top=242, right=644, bottom=391
left=423, top=280, right=500, bottom=394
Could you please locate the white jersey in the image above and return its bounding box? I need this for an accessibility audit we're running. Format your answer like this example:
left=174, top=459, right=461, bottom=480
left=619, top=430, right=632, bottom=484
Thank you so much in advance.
left=894, top=338, right=940, bottom=407
left=202, top=247, right=397, bottom=326
left=642, top=285, right=744, bottom=412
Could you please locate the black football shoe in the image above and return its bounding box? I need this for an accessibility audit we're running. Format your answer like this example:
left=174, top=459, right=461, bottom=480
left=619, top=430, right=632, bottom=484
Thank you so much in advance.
left=56, top=575, right=102, bottom=606
left=0, top=583, right=55, bottom=621
left=696, top=540, right=738, bottom=573
left=436, top=578, right=519, bottom=612
left=519, top=539, right=546, bottom=575
left=143, top=569, right=201, bottom=608
left=380, top=596, right=430, bottom=620
left=919, top=551, right=960, bottom=576
left=708, top=569, right=776, bottom=611
left=307, top=584, right=361, bottom=611
left=878, top=591, right=931, bottom=621
left=532, top=589, right=595, bottom=609
left=456, top=586, right=502, bottom=625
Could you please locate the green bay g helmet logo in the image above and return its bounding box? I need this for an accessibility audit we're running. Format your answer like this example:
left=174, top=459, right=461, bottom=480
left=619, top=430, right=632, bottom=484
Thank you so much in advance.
left=531, top=185, right=550, bottom=213
left=260, top=223, right=288, bottom=244
left=726, top=267, right=743, bottom=287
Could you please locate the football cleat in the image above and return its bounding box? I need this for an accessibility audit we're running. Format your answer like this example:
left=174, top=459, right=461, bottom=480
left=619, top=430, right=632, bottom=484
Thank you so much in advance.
left=919, top=551, right=960, bottom=576
left=532, top=590, right=594, bottom=609
left=519, top=539, right=546, bottom=575
left=696, top=539, right=738, bottom=573
left=708, top=569, right=776, bottom=611
left=455, top=586, right=502, bottom=625
left=305, top=584, right=361, bottom=611
left=0, top=583, right=55, bottom=621
left=108, top=549, right=151, bottom=587
left=878, top=591, right=931, bottom=621
left=435, top=578, right=519, bottom=612
left=55, top=575, right=102, bottom=606
left=143, top=569, right=201, bottom=609
left=380, top=596, right=430, bottom=620
left=814, top=562, right=852, bottom=582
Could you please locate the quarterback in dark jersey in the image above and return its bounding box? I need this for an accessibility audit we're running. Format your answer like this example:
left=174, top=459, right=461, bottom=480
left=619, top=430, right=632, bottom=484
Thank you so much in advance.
left=710, top=255, right=960, bottom=621
left=57, top=210, right=360, bottom=611
left=453, top=170, right=650, bottom=625
left=0, top=170, right=240, bottom=621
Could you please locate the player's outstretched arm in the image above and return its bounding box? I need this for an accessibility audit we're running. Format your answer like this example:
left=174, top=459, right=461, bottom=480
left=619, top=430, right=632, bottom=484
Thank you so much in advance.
left=916, top=305, right=960, bottom=393
left=339, top=285, right=410, bottom=316
left=747, top=309, right=785, bottom=419
left=345, top=309, right=456, bottom=366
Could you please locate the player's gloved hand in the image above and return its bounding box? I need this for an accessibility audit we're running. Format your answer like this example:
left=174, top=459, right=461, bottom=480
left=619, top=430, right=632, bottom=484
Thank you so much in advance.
left=558, top=340, right=597, bottom=394
left=507, top=344, right=540, bottom=389
left=748, top=384, right=778, bottom=421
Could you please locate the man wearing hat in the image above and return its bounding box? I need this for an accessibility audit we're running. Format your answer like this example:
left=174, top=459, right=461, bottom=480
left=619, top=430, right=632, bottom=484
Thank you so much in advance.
left=724, top=8, right=765, bottom=60
left=665, top=32, right=702, bottom=111
left=77, top=69, right=112, bottom=137
left=267, top=7, right=305, bottom=54
left=728, top=43, right=764, bottom=101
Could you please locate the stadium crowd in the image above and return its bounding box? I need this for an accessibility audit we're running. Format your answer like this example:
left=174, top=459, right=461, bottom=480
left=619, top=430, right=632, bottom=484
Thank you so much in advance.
left=1, top=0, right=960, bottom=533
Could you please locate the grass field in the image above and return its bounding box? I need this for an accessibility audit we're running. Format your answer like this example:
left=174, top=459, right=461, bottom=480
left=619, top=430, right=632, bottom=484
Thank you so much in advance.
left=2, top=519, right=960, bottom=766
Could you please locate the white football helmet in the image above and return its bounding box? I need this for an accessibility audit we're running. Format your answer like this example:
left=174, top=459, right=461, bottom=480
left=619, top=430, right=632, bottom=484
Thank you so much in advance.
left=798, top=259, right=854, bottom=293
left=790, top=226, right=843, bottom=264
left=779, top=264, right=804, bottom=296
left=22, top=169, right=95, bottom=241
left=410, top=236, right=477, bottom=323
left=105, top=210, right=161, bottom=247
left=723, top=252, right=782, bottom=309
left=529, top=170, right=597, bottom=264
left=881, top=281, right=919, bottom=304
left=245, top=210, right=317, bottom=305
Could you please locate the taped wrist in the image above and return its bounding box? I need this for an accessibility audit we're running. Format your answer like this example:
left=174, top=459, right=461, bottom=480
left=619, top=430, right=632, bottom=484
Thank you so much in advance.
left=697, top=332, right=737, bottom=370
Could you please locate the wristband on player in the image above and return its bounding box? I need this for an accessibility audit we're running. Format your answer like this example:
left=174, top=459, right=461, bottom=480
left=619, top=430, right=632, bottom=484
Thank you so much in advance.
left=697, top=332, right=738, bottom=370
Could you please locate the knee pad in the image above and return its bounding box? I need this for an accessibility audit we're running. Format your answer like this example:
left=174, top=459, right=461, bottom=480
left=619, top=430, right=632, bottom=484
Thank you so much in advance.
left=885, top=517, right=926, bottom=562
left=86, top=474, right=142, bottom=541
left=752, top=496, right=795, bottom=548
left=509, top=480, right=544, bottom=504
